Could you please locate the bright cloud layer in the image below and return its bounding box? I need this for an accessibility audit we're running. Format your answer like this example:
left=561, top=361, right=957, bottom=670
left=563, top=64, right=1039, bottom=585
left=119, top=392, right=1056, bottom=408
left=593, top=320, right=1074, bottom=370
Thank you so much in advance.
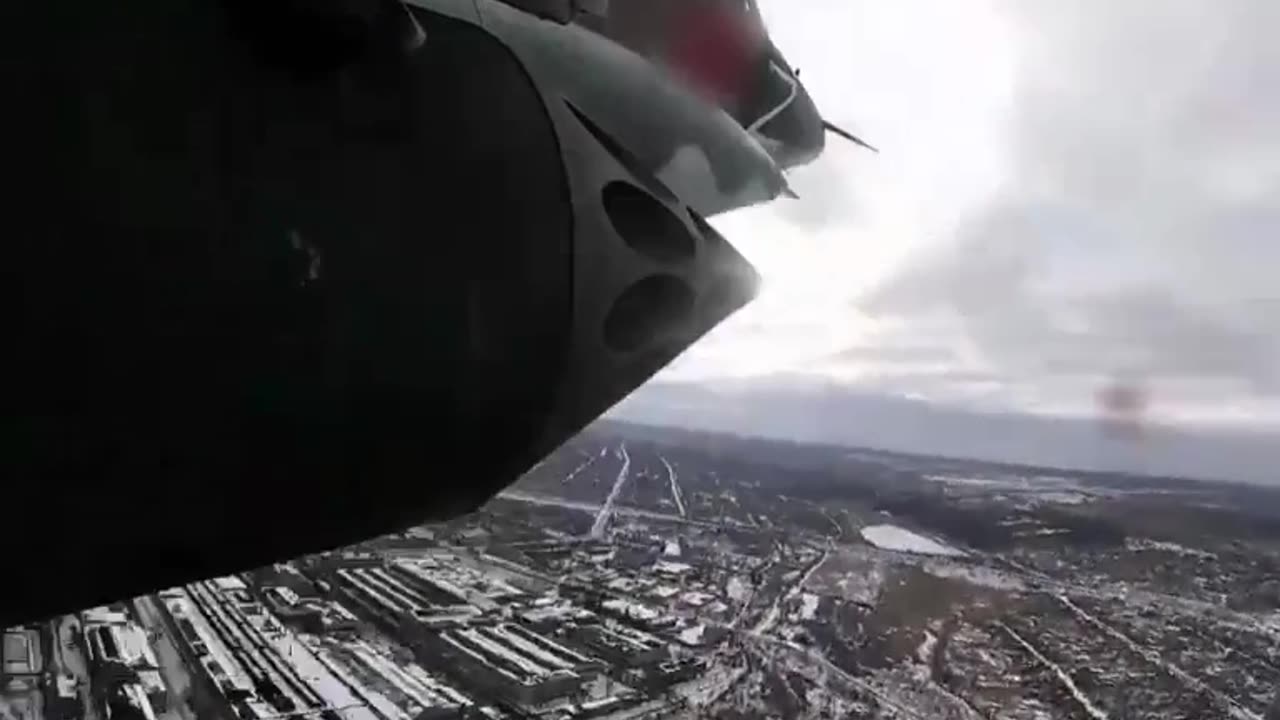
left=647, top=0, right=1280, bottom=435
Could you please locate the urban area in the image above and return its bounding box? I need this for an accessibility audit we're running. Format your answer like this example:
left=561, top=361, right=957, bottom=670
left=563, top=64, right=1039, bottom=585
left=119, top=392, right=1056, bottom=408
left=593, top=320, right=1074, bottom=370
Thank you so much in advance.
left=6, top=422, right=1280, bottom=719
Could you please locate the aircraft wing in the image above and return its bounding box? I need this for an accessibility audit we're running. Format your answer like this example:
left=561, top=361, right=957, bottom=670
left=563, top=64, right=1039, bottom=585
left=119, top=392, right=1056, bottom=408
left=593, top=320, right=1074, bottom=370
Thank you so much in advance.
left=5, top=0, right=759, bottom=627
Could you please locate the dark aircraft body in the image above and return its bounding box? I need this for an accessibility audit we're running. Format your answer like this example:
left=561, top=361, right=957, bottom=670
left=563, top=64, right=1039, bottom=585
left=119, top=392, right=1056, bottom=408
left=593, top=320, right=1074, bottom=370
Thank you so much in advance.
left=575, top=0, right=832, bottom=170
left=4, top=0, right=838, bottom=626
left=416, top=0, right=792, bottom=216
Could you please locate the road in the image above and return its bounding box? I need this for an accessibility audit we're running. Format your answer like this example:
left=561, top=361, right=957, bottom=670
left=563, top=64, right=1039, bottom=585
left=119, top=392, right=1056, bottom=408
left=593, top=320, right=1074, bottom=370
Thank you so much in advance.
left=746, top=631, right=933, bottom=720
left=591, top=444, right=631, bottom=538
left=1055, top=595, right=1261, bottom=720
left=496, top=491, right=734, bottom=531
left=659, top=455, right=686, bottom=518
left=751, top=549, right=830, bottom=636
left=562, top=452, right=599, bottom=485
left=996, top=621, right=1108, bottom=720
left=674, top=664, right=748, bottom=710
left=132, top=597, right=198, bottom=720
left=728, top=552, right=776, bottom=630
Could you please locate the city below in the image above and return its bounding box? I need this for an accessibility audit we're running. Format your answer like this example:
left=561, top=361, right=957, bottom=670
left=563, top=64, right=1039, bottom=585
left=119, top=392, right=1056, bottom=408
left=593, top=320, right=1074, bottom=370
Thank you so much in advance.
left=6, top=422, right=1280, bottom=719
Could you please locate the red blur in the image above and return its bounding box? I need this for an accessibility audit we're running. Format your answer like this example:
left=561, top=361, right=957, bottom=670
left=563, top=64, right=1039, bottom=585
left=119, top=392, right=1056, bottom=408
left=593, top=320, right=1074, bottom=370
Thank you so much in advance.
left=1097, top=379, right=1150, bottom=442
left=666, top=2, right=765, bottom=109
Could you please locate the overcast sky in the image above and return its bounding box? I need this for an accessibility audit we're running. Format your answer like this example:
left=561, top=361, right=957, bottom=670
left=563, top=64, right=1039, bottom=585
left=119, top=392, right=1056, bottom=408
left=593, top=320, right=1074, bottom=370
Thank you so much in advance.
left=615, top=0, right=1280, bottom=468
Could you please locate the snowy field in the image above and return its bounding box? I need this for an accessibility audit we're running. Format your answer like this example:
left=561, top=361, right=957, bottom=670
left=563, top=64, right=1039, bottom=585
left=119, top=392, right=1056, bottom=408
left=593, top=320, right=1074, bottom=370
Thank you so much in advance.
left=860, top=525, right=965, bottom=557
left=922, top=561, right=1026, bottom=591
left=803, top=545, right=889, bottom=604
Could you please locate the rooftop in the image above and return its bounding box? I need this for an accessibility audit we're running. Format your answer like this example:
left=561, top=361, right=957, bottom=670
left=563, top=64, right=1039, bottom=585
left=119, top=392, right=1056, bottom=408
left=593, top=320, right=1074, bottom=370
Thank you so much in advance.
left=313, top=637, right=471, bottom=720
left=437, top=624, right=596, bottom=687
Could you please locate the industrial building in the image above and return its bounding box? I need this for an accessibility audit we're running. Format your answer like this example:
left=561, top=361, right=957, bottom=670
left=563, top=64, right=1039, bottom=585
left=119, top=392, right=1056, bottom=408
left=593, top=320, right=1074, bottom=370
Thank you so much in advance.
left=598, top=598, right=679, bottom=633
left=261, top=586, right=362, bottom=635
left=48, top=672, right=82, bottom=720
left=567, top=624, right=667, bottom=669
left=331, top=565, right=482, bottom=633
left=326, top=551, right=528, bottom=629
left=516, top=601, right=597, bottom=632
left=392, top=556, right=525, bottom=610
left=2, top=626, right=43, bottom=677
left=160, top=579, right=381, bottom=720
left=426, top=623, right=604, bottom=707
left=102, top=681, right=159, bottom=720
left=311, top=637, right=473, bottom=720
left=157, top=575, right=478, bottom=720
left=81, top=608, right=167, bottom=714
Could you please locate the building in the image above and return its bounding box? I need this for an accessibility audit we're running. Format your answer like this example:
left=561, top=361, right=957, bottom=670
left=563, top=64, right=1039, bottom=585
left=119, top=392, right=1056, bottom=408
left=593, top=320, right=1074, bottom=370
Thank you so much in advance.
left=47, top=673, right=83, bottom=720
left=248, top=563, right=320, bottom=599
left=261, top=586, right=322, bottom=627
left=656, top=658, right=705, bottom=685
left=403, top=526, right=436, bottom=541
left=393, top=556, right=525, bottom=611
left=83, top=607, right=130, bottom=626
left=161, top=581, right=384, bottom=720
left=312, top=637, right=473, bottom=720
left=103, top=681, right=159, bottom=720
left=331, top=565, right=482, bottom=634
left=452, top=527, right=490, bottom=546
left=85, top=623, right=159, bottom=670
left=308, top=599, right=362, bottom=634
left=160, top=590, right=259, bottom=707
left=567, top=625, right=666, bottom=669
left=598, top=599, right=678, bottom=633
left=2, top=626, right=43, bottom=676
left=82, top=611, right=167, bottom=711
left=426, top=623, right=604, bottom=707
left=516, top=601, right=597, bottom=632
left=135, top=671, right=167, bottom=711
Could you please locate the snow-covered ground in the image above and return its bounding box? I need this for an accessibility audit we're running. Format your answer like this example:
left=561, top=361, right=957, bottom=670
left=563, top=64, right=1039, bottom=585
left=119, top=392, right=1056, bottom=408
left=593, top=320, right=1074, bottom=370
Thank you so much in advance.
left=1056, top=595, right=1263, bottom=720
left=925, top=474, right=1098, bottom=507
left=834, top=570, right=884, bottom=604
left=655, top=560, right=693, bottom=575
left=1013, top=528, right=1072, bottom=538
left=678, top=624, right=706, bottom=646
left=799, top=593, right=820, bottom=621
left=680, top=591, right=714, bottom=607
left=924, top=474, right=1012, bottom=488
left=916, top=630, right=937, bottom=665
left=1125, top=538, right=1217, bottom=560
left=996, top=621, right=1108, bottom=720
left=861, top=525, right=965, bottom=557
left=807, top=546, right=886, bottom=604
left=870, top=665, right=981, bottom=719
left=677, top=663, right=747, bottom=707
left=922, top=561, right=1026, bottom=591
left=1035, top=491, right=1092, bottom=505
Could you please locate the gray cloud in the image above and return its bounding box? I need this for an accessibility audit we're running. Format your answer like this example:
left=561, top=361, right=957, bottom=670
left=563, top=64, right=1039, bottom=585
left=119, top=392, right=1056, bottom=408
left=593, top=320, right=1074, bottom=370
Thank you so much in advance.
left=861, top=0, right=1280, bottom=407
left=826, top=342, right=959, bottom=366
left=628, top=1, right=1280, bottom=478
